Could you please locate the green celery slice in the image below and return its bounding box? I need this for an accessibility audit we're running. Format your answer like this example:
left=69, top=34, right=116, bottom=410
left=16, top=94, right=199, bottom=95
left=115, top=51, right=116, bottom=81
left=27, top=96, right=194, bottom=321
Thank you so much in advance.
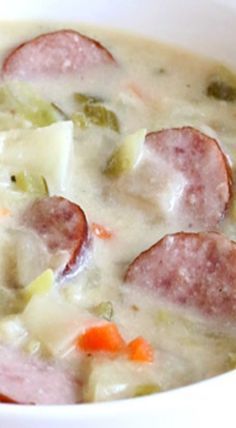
left=104, top=128, right=146, bottom=177
left=12, top=171, right=49, bottom=196
left=2, top=82, right=59, bottom=127
left=207, top=65, right=236, bottom=101
left=71, top=112, right=89, bottom=129
left=134, top=384, right=161, bottom=397
left=84, top=104, right=120, bottom=132
left=74, top=93, right=103, bottom=105
left=93, top=301, right=114, bottom=321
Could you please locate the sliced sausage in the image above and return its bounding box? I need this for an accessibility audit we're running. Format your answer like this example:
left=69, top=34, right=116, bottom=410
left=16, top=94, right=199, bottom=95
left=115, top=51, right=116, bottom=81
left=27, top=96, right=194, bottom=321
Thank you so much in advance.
left=23, top=196, right=89, bottom=277
left=125, top=232, right=236, bottom=318
left=2, top=29, right=115, bottom=79
left=145, top=127, right=232, bottom=229
left=0, top=345, right=80, bottom=404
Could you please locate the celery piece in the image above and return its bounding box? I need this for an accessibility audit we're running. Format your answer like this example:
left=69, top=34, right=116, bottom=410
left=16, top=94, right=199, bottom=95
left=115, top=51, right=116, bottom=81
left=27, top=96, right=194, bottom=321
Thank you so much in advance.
left=228, top=352, right=236, bottom=370
left=134, top=383, right=161, bottom=397
left=155, top=308, right=175, bottom=326
left=71, top=112, right=89, bottom=129
left=5, top=82, right=59, bottom=127
left=22, top=269, right=54, bottom=301
left=207, top=65, right=236, bottom=101
left=84, top=104, right=120, bottom=132
left=93, top=301, right=114, bottom=321
left=0, top=121, right=73, bottom=193
left=74, top=93, right=103, bottom=105
left=104, top=128, right=146, bottom=177
left=0, top=112, right=30, bottom=131
left=207, top=81, right=236, bottom=101
left=12, top=171, right=49, bottom=196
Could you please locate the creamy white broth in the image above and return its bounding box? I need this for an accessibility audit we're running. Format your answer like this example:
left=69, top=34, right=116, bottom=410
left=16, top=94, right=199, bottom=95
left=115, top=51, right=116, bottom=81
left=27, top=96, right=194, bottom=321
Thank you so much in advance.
left=0, top=22, right=235, bottom=403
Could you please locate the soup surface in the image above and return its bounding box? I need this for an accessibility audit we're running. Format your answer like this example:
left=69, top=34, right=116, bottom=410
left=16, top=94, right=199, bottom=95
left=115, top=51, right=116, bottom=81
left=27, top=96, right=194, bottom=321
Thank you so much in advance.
left=0, top=22, right=235, bottom=404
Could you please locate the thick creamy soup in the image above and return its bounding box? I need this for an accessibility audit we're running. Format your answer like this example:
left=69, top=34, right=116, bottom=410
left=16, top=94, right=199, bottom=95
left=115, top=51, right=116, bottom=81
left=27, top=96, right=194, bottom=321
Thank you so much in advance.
left=0, top=22, right=235, bottom=404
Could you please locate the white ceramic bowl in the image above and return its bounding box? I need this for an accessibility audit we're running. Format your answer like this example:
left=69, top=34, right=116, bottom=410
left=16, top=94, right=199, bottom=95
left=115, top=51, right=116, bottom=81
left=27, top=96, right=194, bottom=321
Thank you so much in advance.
left=0, top=1, right=236, bottom=426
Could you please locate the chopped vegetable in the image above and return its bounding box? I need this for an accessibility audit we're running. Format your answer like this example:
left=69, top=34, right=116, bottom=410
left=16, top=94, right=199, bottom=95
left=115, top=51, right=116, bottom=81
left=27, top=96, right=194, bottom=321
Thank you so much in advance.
left=93, top=301, right=114, bottom=321
left=83, top=358, right=157, bottom=402
left=71, top=112, right=89, bottom=129
left=51, top=103, right=70, bottom=120
left=0, top=112, right=30, bottom=131
left=227, top=352, right=236, bottom=369
left=206, top=65, right=236, bottom=101
left=84, top=104, right=119, bottom=132
left=3, top=82, right=59, bottom=126
left=133, top=383, right=161, bottom=397
left=73, top=92, right=119, bottom=131
left=77, top=323, right=125, bottom=354
left=15, top=229, right=50, bottom=288
left=127, top=337, right=154, bottom=363
left=0, top=315, right=27, bottom=345
left=12, top=171, right=49, bottom=196
left=126, top=82, right=151, bottom=103
left=91, top=223, right=113, bottom=239
left=0, top=121, right=73, bottom=193
left=74, top=93, right=103, bottom=105
left=207, top=81, right=236, bottom=101
left=0, top=208, right=11, bottom=217
left=155, top=308, right=175, bottom=326
left=23, top=295, right=93, bottom=356
left=22, top=269, right=54, bottom=301
left=104, top=128, right=146, bottom=177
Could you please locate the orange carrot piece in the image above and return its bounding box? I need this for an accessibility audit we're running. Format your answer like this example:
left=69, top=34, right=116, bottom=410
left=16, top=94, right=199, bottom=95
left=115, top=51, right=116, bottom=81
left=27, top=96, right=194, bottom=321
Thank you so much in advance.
left=0, top=208, right=11, bottom=218
left=125, top=82, right=153, bottom=105
left=77, top=323, right=125, bottom=353
left=91, top=223, right=113, bottom=240
left=127, top=336, right=154, bottom=363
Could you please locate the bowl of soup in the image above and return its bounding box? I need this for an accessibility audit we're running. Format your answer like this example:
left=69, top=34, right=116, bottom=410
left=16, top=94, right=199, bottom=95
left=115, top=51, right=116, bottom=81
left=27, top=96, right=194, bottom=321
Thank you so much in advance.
left=0, top=0, right=236, bottom=426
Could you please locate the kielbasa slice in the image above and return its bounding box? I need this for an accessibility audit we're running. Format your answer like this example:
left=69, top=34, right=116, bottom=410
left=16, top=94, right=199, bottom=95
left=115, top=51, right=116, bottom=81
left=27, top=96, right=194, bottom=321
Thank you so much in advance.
left=145, top=127, right=232, bottom=229
left=23, top=196, right=88, bottom=276
left=125, top=232, right=236, bottom=318
left=2, top=29, right=115, bottom=79
left=0, top=345, right=80, bottom=404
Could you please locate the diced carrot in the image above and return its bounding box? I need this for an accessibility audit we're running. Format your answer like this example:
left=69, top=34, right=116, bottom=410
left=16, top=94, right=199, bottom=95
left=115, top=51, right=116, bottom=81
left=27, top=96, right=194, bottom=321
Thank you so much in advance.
left=0, top=208, right=11, bottom=217
left=77, top=323, right=126, bottom=354
left=125, top=82, right=153, bottom=105
left=91, top=223, right=113, bottom=240
left=127, top=336, right=154, bottom=363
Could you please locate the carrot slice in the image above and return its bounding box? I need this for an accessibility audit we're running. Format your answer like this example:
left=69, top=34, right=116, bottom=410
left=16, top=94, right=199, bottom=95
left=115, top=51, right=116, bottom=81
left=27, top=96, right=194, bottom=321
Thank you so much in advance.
left=91, top=223, right=113, bottom=240
left=125, top=82, right=154, bottom=105
left=0, top=208, right=11, bottom=217
left=77, top=323, right=125, bottom=353
left=127, top=337, right=154, bottom=363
